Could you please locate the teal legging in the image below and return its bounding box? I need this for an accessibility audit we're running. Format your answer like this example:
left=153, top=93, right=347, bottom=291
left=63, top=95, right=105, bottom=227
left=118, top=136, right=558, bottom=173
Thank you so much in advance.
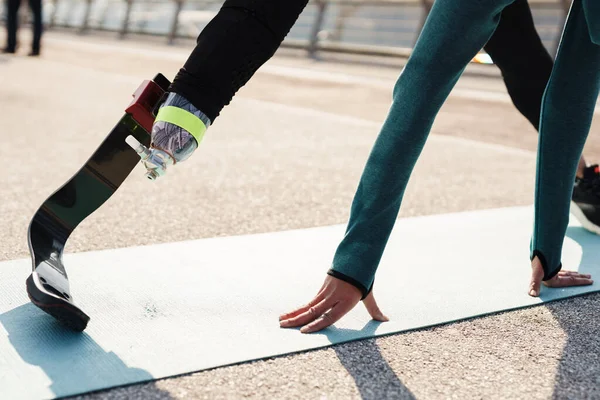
left=329, top=0, right=600, bottom=296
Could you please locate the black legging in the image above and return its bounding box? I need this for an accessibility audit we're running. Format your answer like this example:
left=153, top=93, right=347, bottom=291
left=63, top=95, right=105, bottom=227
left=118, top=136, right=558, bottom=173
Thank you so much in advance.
left=484, top=0, right=553, bottom=131
left=170, top=0, right=310, bottom=122
left=4, top=0, right=42, bottom=52
left=172, top=0, right=551, bottom=128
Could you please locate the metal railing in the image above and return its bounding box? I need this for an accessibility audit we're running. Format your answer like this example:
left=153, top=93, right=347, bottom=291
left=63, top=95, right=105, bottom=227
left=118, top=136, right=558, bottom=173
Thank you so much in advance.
left=3, top=0, right=572, bottom=57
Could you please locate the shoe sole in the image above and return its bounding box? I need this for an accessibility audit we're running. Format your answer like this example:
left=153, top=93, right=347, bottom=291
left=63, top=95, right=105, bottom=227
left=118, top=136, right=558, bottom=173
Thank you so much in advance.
left=570, top=201, right=600, bottom=235
left=26, top=272, right=89, bottom=332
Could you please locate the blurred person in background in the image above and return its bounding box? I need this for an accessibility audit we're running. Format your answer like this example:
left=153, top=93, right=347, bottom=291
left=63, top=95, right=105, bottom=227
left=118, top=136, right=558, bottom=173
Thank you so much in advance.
left=3, top=0, right=43, bottom=56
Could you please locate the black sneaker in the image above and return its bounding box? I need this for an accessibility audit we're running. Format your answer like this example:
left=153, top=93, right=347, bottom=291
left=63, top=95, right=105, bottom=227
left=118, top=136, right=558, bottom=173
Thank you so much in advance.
left=571, top=164, right=600, bottom=234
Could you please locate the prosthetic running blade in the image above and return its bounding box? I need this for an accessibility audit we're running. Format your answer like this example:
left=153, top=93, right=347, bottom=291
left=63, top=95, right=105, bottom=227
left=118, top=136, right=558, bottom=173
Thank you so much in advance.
left=26, top=73, right=171, bottom=331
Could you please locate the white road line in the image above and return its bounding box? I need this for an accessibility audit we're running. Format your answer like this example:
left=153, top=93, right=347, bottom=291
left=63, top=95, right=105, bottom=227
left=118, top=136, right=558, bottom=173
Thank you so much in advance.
left=29, top=42, right=536, bottom=159
left=242, top=97, right=536, bottom=158
left=43, top=35, right=600, bottom=113
left=45, top=35, right=516, bottom=105
left=45, top=36, right=191, bottom=61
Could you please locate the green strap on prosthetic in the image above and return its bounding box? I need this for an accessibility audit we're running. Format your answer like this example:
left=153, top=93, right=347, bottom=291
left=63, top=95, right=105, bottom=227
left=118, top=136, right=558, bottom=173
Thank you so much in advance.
left=155, top=106, right=207, bottom=143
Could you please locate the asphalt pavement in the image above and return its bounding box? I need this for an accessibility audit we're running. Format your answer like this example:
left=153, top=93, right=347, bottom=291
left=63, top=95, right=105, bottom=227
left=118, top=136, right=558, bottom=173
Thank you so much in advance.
left=1, top=31, right=599, bottom=400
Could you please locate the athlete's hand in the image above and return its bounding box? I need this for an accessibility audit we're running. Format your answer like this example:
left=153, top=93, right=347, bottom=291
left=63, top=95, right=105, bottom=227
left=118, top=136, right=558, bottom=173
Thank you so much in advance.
left=528, top=256, right=593, bottom=297
left=279, top=275, right=389, bottom=333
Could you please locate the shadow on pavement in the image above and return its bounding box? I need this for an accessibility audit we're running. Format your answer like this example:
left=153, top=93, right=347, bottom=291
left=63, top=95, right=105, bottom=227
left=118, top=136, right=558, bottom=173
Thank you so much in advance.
left=0, top=303, right=174, bottom=400
left=312, top=226, right=600, bottom=399
left=320, top=321, right=416, bottom=400
left=545, top=227, right=600, bottom=399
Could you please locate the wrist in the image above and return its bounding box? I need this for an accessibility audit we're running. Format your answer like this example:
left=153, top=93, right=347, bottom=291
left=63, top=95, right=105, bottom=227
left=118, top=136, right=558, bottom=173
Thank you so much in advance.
left=327, top=269, right=372, bottom=300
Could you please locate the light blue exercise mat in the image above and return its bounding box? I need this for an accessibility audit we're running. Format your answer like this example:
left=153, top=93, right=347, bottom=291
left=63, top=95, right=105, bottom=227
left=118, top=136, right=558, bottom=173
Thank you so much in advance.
left=1, top=206, right=599, bottom=399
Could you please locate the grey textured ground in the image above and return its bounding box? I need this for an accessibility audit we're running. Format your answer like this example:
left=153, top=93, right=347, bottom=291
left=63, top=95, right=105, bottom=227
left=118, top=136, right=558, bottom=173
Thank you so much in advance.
left=1, top=31, right=600, bottom=400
